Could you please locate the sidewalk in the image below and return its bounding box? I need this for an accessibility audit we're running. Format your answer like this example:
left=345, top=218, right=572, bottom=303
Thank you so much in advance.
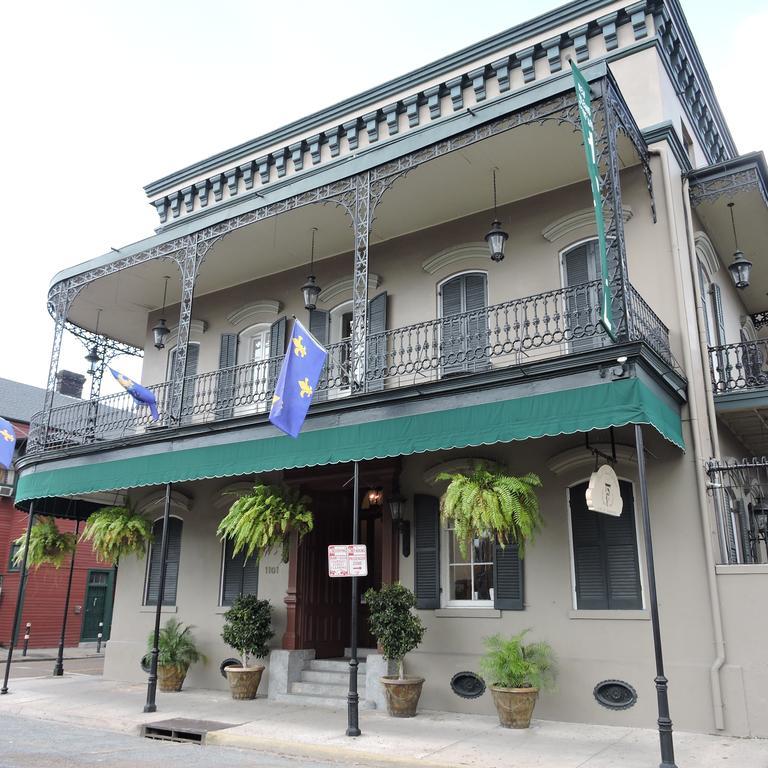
left=0, top=674, right=764, bottom=767
left=0, top=644, right=104, bottom=662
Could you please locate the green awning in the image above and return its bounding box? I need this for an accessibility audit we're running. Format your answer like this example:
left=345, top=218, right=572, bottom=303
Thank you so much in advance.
left=16, top=378, right=683, bottom=503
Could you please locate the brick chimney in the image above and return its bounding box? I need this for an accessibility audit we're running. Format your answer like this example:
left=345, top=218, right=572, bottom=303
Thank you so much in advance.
left=55, top=370, right=86, bottom=399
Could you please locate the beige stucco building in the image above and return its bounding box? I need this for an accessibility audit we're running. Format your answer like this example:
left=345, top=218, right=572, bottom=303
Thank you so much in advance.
left=13, top=0, right=768, bottom=744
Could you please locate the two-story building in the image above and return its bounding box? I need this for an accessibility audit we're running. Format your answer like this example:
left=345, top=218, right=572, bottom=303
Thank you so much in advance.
left=12, top=0, right=768, bottom=739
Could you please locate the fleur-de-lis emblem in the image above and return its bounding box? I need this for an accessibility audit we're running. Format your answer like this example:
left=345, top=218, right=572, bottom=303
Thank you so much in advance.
left=292, top=336, right=307, bottom=358
left=298, top=378, right=313, bottom=398
left=0, top=429, right=13, bottom=442
left=118, top=374, right=134, bottom=388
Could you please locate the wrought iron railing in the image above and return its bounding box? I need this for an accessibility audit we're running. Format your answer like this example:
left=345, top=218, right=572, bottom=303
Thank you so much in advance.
left=709, top=340, right=768, bottom=394
left=27, top=281, right=674, bottom=454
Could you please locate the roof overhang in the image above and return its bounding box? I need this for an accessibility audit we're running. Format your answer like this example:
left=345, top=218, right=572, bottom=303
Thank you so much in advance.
left=688, top=152, right=768, bottom=314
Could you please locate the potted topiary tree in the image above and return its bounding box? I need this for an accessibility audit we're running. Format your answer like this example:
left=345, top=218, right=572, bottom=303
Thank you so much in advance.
left=479, top=630, right=556, bottom=728
left=217, top=482, right=312, bottom=563
left=221, top=595, right=274, bottom=700
left=364, top=583, right=426, bottom=717
left=144, top=618, right=205, bottom=693
left=437, top=467, right=543, bottom=557
left=13, top=517, right=77, bottom=569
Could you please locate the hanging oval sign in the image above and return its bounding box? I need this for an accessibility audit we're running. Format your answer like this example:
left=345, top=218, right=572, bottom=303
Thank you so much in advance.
left=586, top=465, right=623, bottom=517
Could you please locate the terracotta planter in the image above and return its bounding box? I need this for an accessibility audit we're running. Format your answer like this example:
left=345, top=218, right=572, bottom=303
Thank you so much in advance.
left=381, top=676, right=425, bottom=717
left=490, top=685, right=539, bottom=728
left=225, top=665, right=265, bottom=700
left=157, top=664, right=188, bottom=692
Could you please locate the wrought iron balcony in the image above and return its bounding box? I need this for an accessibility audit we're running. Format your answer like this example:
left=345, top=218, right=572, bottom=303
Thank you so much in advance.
left=709, top=340, right=768, bottom=394
left=27, top=281, right=675, bottom=455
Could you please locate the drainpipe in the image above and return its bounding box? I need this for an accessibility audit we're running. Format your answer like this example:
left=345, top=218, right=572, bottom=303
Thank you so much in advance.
left=651, top=147, right=725, bottom=730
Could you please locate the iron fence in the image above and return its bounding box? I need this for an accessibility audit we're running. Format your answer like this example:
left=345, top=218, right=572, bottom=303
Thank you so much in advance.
left=708, top=340, right=768, bottom=393
left=27, top=281, right=674, bottom=455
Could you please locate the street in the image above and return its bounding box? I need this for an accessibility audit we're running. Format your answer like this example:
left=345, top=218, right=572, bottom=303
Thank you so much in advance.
left=0, top=713, right=389, bottom=768
left=3, top=656, right=105, bottom=680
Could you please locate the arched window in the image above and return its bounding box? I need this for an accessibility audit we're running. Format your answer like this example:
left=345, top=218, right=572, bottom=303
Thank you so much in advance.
left=438, top=271, right=488, bottom=375
left=144, top=517, right=183, bottom=606
left=561, top=239, right=604, bottom=352
left=567, top=479, right=642, bottom=610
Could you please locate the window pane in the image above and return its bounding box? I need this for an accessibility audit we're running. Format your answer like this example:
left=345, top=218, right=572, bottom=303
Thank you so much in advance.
left=473, top=563, right=493, bottom=600
left=473, top=535, right=494, bottom=564
left=449, top=531, right=470, bottom=565
left=450, top=565, right=472, bottom=600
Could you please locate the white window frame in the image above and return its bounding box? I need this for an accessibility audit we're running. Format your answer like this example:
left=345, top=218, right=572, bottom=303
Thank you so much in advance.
left=236, top=323, right=271, bottom=413
left=565, top=477, right=646, bottom=612
left=328, top=301, right=353, bottom=399
left=440, top=522, right=495, bottom=608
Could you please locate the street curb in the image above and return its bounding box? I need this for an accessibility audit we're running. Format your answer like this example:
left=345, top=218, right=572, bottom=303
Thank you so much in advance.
left=206, top=729, right=462, bottom=767
left=0, top=655, right=103, bottom=663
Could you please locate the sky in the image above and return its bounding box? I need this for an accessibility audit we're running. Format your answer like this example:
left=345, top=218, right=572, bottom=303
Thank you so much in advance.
left=1, top=0, right=766, bottom=397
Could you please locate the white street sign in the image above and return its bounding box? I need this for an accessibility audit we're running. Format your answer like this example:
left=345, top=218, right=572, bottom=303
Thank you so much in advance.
left=328, top=544, right=368, bottom=577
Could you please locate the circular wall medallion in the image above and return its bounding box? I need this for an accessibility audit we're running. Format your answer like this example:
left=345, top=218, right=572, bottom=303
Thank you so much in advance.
left=450, top=671, right=486, bottom=699
left=220, top=657, right=242, bottom=678
left=593, top=679, right=637, bottom=710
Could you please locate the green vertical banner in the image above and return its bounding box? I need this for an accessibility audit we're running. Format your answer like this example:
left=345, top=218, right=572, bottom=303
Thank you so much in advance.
left=571, top=61, right=615, bottom=341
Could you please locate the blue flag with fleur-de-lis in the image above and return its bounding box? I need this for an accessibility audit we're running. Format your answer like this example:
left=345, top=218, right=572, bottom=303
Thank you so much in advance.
left=0, top=417, right=16, bottom=470
left=269, top=318, right=328, bottom=438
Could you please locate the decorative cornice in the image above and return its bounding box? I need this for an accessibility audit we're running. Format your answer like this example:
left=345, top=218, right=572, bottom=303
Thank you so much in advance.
left=136, top=488, right=193, bottom=517
left=546, top=443, right=636, bottom=476
left=423, top=457, right=503, bottom=486
left=421, top=243, right=490, bottom=274
left=226, top=300, right=282, bottom=331
left=542, top=206, right=633, bottom=242
left=318, top=273, right=381, bottom=306
left=694, top=231, right=720, bottom=278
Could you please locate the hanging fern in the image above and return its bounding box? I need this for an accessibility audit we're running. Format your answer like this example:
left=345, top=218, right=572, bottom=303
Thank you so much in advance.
left=13, top=517, right=77, bottom=569
left=217, top=483, right=313, bottom=563
left=80, top=505, right=152, bottom=563
left=437, top=468, right=543, bottom=557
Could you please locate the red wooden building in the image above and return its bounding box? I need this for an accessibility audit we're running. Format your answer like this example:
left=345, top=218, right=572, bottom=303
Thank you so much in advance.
left=0, top=375, right=115, bottom=649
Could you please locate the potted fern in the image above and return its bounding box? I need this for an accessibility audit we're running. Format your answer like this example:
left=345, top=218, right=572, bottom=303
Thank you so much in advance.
left=144, top=618, right=205, bottom=692
left=221, top=595, right=274, bottom=699
left=365, top=583, right=426, bottom=717
left=12, top=517, right=77, bottom=569
left=80, top=504, right=153, bottom=562
left=437, top=467, right=542, bottom=557
left=479, top=631, right=556, bottom=728
left=217, top=482, right=312, bottom=563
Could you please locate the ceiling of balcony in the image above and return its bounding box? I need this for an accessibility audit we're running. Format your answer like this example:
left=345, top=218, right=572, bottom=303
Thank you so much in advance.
left=68, top=120, right=642, bottom=347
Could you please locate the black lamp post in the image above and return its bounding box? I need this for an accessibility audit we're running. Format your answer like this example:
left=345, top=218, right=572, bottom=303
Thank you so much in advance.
left=152, top=277, right=171, bottom=349
left=484, top=169, right=508, bottom=263
left=302, top=227, right=322, bottom=311
left=727, top=203, right=752, bottom=290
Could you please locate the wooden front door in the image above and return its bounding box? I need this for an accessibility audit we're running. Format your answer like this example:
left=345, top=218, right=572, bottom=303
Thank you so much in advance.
left=80, top=569, right=115, bottom=641
left=297, top=491, right=353, bottom=658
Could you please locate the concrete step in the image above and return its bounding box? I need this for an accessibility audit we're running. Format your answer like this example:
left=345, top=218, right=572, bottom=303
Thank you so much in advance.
left=308, top=659, right=367, bottom=673
left=344, top=647, right=378, bottom=659
left=272, top=692, right=375, bottom=710
left=290, top=681, right=350, bottom=697
left=301, top=670, right=366, bottom=686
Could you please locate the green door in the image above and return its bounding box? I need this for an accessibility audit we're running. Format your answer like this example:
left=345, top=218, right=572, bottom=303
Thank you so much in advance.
left=80, top=569, right=115, bottom=642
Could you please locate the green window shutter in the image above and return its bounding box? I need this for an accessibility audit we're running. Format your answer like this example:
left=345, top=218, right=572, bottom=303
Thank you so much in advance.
left=309, top=310, right=330, bottom=402
left=366, top=291, right=388, bottom=392
left=441, top=274, right=487, bottom=375
left=145, top=517, right=183, bottom=606
left=564, top=240, right=601, bottom=352
left=268, top=316, right=287, bottom=391
left=413, top=494, right=440, bottom=609
left=221, top=538, right=259, bottom=606
left=169, top=344, right=199, bottom=423
left=710, top=283, right=726, bottom=347
left=215, top=333, right=238, bottom=420
left=493, top=542, right=523, bottom=610
left=569, top=481, right=642, bottom=610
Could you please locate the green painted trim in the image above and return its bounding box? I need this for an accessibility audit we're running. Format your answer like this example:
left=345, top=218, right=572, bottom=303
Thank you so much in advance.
left=642, top=120, right=692, bottom=173
left=16, top=379, right=683, bottom=503
left=80, top=568, right=115, bottom=642
left=714, top=387, right=768, bottom=413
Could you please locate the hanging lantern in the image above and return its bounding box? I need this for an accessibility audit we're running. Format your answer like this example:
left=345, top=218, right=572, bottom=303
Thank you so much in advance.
left=484, top=169, right=508, bottom=262
left=727, top=203, right=752, bottom=290
left=153, top=277, right=171, bottom=349
left=302, top=227, right=322, bottom=310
